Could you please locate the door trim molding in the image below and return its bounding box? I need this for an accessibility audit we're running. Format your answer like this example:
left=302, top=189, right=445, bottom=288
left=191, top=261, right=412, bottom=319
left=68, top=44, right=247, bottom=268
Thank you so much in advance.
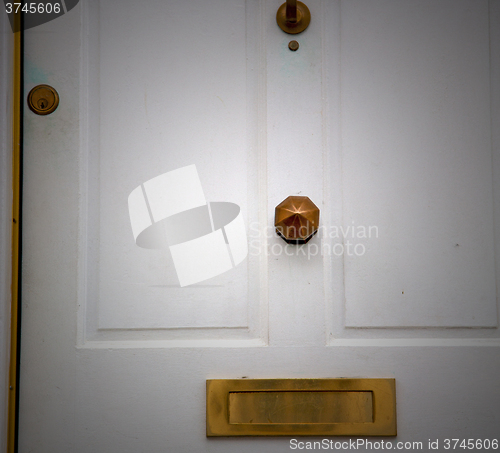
left=8, top=11, right=23, bottom=453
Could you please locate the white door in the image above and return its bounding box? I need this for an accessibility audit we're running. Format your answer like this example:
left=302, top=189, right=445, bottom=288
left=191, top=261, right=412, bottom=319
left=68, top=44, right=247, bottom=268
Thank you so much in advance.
left=20, top=0, right=500, bottom=451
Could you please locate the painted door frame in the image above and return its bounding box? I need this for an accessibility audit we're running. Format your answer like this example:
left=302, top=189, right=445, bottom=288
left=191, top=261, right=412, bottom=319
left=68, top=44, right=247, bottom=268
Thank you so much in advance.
left=0, top=9, right=22, bottom=453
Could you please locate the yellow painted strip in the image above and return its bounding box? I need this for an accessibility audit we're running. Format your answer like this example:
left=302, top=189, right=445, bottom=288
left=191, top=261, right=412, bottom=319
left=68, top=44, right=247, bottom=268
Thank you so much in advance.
left=8, top=11, right=22, bottom=453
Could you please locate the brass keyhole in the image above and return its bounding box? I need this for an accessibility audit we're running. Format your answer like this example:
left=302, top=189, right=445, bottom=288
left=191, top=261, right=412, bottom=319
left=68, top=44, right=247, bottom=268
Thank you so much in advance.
left=38, top=98, right=48, bottom=110
left=28, top=85, right=59, bottom=115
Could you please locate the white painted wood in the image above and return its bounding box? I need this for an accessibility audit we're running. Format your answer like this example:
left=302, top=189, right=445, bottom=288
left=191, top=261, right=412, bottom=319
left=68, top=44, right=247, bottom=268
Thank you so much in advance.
left=0, top=10, right=14, bottom=452
left=341, top=0, right=497, bottom=329
left=267, top=0, right=327, bottom=347
left=19, top=0, right=500, bottom=451
left=81, top=0, right=266, bottom=341
left=21, top=3, right=81, bottom=449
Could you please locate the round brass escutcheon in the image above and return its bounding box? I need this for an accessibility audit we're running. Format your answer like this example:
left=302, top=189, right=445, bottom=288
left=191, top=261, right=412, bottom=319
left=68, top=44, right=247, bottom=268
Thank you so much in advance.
left=28, top=85, right=59, bottom=115
left=276, top=1, right=311, bottom=35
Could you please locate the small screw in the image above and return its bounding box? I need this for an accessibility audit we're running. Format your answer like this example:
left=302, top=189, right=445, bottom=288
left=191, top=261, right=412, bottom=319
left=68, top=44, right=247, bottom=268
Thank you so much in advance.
left=288, top=40, right=299, bottom=51
left=10, top=386, right=13, bottom=390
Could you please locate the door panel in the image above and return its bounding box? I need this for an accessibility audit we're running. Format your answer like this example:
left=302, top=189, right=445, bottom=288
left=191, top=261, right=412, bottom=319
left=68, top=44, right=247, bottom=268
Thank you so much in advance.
left=85, top=0, right=264, bottom=340
left=20, top=0, right=500, bottom=451
left=341, top=0, right=496, bottom=328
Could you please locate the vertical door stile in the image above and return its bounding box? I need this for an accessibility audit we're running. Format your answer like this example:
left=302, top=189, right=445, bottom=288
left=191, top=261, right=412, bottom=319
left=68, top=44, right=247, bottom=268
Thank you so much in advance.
left=267, top=0, right=326, bottom=346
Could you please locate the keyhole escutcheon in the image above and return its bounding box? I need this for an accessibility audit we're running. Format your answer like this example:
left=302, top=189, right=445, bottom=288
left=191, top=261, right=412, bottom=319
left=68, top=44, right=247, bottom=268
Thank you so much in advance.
left=28, top=85, right=59, bottom=115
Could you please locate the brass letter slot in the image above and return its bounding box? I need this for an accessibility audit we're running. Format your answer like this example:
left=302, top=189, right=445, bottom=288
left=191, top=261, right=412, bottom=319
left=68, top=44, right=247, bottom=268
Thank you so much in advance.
left=229, top=391, right=373, bottom=424
left=207, top=379, right=396, bottom=437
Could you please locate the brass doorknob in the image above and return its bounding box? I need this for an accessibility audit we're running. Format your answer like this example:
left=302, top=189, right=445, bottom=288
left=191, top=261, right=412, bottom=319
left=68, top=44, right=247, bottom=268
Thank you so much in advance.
left=275, top=196, right=320, bottom=244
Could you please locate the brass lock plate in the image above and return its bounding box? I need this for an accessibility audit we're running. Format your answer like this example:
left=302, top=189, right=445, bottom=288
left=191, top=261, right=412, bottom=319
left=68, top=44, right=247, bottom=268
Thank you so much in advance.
left=27, top=85, right=59, bottom=115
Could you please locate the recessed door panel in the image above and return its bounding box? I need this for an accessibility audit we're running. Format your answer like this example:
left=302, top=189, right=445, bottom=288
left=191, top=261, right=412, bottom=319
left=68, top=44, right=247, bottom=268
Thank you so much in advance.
left=81, top=0, right=265, bottom=340
left=341, top=0, right=497, bottom=328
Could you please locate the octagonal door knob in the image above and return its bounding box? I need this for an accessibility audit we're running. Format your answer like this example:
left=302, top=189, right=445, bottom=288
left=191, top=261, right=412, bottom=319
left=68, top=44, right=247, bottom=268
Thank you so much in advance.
left=275, top=196, right=320, bottom=244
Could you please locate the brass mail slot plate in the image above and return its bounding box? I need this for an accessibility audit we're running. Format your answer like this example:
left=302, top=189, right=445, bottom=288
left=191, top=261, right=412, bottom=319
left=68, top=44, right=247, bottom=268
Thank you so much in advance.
left=206, top=378, right=396, bottom=437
